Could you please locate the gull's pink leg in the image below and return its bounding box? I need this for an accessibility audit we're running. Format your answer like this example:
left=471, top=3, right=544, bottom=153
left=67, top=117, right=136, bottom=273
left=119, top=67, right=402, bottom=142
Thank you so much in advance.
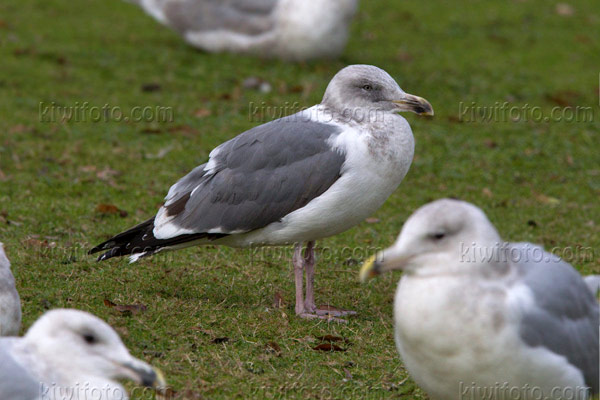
left=296, top=241, right=356, bottom=322
left=293, top=243, right=305, bottom=315
left=303, top=241, right=316, bottom=313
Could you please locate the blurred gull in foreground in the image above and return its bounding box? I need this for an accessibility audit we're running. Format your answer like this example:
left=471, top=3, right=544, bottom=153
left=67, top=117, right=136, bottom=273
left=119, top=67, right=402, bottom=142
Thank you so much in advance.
left=127, top=0, right=358, bottom=60
left=0, top=242, right=21, bottom=336
left=0, top=309, right=165, bottom=400
left=361, top=199, right=599, bottom=400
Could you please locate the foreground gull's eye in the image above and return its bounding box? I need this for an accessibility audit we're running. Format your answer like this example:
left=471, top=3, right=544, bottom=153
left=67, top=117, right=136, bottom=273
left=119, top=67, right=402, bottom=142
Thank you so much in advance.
left=431, top=232, right=445, bottom=240
left=362, top=84, right=373, bottom=91
left=83, top=333, right=98, bottom=345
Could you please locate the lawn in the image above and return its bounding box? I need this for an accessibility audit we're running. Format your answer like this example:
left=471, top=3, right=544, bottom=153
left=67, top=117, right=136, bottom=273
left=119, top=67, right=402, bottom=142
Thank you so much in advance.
left=0, top=0, right=599, bottom=399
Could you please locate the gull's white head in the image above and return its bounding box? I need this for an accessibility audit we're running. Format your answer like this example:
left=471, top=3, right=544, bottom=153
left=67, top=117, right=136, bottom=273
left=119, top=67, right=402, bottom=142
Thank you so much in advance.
left=23, top=309, right=164, bottom=395
left=360, top=199, right=504, bottom=281
left=322, top=65, right=433, bottom=118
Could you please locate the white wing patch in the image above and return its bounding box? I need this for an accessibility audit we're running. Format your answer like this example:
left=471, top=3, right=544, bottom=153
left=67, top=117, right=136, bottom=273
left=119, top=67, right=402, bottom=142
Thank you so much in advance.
left=154, top=146, right=224, bottom=240
left=203, top=146, right=222, bottom=175
left=153, top=206, right=195, bottom=239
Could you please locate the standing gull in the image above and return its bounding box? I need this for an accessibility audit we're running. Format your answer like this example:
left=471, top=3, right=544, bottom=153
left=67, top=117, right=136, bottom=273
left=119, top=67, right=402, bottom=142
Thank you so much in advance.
left=90, top=64, right=433, bottom=320
left=0, top=242, right=21, bottom=336
left=126, top=0, right=358, bottom=60
left=360, top=199, right=599, bottom=399
left=0, top=309, right=165, bottom=400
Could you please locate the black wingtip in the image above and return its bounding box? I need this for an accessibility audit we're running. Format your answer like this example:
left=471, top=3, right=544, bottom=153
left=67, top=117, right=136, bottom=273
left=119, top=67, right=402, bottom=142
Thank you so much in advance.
left=89, top=217, right=228, bottom=262
left=88, top=218, right=156, bottom=261
left=96, top=248, right=119, bottom=262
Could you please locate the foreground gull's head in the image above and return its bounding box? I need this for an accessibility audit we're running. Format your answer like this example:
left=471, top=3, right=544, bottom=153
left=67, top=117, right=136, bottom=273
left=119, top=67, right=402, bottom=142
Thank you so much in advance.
left=24, top=309, right=165, bottom=394
left=322, top=65, right=433, bottom=117
left=360, top=199, right=501, bottom=281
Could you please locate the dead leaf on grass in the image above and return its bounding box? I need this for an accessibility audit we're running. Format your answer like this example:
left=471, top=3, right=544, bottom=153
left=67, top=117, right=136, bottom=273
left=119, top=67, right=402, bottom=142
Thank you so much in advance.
left=140, top=127, right=163, bottom=134
left=312, top=343, right=345, bottom=352
left=265, top=341, right=281, bottom=356
left=141, top=83, right=161, bottom=92
left=273, top=291, right=286, bottom=308
left=545, top=90, right=580, bottom=107
left=194, top=108, right=212, bottom=118
left=103, top=299, right=147, bottom=315
left=316, top=335, right=350, bottom=344
left=95, top=204, right=128, bottom=217
left=484, top=139, right=498, bottom=149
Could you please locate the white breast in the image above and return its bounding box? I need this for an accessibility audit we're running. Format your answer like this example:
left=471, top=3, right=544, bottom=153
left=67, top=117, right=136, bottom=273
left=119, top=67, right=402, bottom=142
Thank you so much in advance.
left=393, top=274, right=588, bottom=400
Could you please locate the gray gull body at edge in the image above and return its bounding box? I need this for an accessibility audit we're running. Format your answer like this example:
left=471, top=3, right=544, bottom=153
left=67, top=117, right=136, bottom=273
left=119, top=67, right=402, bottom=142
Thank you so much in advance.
left=126, top=0, right=358, bottom=60
left=0, top=242, right=21, bottom=337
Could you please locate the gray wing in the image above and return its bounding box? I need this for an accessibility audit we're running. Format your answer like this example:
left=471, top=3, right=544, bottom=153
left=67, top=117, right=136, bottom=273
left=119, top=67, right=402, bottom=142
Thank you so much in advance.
left=154, top=115, right=345, bottom=237
left=0, top=339, right=39, bottom=400
left=163, top=0, right=277, bottom=35
left=512, top=243, right=599, bottom=393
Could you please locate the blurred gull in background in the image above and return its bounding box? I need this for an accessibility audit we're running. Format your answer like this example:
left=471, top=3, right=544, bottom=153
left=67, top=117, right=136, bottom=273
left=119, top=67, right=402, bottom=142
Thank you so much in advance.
left=126, top=0, right=358, bottom=60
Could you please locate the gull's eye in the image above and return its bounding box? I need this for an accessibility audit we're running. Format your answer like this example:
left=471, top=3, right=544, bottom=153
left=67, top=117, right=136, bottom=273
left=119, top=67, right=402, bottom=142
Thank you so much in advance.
left=430, top=232, right=446, bottom=240
left=82, top=332, right=98, bottom=345
left=361, top=84, right=373, bottom=91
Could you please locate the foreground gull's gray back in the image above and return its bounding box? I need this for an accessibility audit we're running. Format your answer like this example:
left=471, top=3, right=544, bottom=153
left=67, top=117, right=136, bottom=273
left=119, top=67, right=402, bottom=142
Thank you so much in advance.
left=512, top=243, right=600, bottom=393
left=163, top=116, right=344, bottom=235
left=0, top=339, right=38, bottom=400
left=91, top=116, right=345, bottom=259
left=0, top=243, right=21, bottom=337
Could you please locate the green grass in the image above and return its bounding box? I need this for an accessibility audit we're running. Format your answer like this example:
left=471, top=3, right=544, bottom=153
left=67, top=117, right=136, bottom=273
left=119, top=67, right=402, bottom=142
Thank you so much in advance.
left=1, top=0, right=599, bottom=398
